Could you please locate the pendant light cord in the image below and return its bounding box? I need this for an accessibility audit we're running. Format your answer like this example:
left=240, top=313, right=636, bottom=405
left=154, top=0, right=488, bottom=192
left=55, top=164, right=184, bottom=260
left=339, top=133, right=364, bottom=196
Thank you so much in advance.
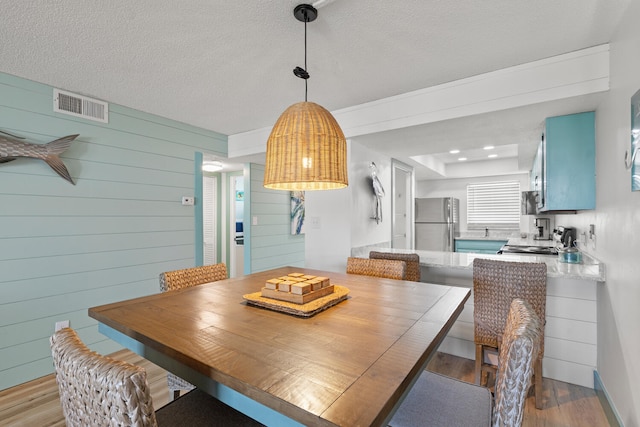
left=304, top=17, right=308, bottom=102
left=292, top=5, right=314, bottom=100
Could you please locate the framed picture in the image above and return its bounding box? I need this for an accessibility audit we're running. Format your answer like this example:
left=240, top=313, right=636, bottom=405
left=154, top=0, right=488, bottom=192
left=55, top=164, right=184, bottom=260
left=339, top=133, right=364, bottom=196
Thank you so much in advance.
left=291, top=191, right=305, bottom=235
left=631, top=89, right=640, bottom=191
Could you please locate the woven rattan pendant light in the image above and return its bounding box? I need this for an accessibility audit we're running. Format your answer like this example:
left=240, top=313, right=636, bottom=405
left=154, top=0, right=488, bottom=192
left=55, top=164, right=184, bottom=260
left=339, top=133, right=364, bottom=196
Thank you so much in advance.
left=263, top=4, right=348, bottom=191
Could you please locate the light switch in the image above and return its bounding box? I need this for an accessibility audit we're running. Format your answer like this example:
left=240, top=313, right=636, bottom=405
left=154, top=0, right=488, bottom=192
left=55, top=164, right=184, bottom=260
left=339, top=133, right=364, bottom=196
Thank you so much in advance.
left=55, top=320, right=70, bottom=331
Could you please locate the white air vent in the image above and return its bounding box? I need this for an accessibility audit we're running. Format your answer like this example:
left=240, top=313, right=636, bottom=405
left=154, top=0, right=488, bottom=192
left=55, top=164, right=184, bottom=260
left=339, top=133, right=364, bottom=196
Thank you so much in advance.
left=53, top=89, right=109, bottom=123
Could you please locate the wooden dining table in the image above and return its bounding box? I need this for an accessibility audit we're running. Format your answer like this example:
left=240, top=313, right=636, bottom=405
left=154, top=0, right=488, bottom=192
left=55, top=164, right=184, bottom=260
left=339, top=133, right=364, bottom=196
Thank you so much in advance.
left=89, top=266, right=470, bottom=427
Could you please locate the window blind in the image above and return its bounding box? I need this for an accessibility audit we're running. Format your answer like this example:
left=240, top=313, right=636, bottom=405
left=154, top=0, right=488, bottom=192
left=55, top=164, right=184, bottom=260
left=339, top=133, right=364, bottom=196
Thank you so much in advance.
left=203, top=175, right=217, bottom=264
left=467, top=181, right=520, bottom=229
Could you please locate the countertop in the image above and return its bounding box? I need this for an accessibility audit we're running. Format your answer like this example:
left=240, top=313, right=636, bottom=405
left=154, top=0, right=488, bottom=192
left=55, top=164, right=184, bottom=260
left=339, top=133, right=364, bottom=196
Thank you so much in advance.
left=351, top=245, right=605, bottom=282
left=504, top=237, right=555, bottom=247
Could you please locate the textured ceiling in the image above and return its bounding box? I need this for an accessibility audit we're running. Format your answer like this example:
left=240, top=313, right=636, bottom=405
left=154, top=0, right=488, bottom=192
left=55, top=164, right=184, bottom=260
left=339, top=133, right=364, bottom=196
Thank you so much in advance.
left=0, top=0, right=631, bottom=178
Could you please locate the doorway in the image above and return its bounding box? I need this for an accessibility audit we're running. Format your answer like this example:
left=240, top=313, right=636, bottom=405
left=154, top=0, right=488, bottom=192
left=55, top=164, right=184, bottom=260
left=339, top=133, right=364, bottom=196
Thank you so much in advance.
left=198, top=153, right=244, bottom=276
left=229, top=174, right=244, bottom=277
left=391, top=160, right=414, bottom=249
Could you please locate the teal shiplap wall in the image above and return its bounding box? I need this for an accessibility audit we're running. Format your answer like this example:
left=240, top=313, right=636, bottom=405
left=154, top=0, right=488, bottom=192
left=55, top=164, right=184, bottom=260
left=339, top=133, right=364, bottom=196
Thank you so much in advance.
left=246, top=164, right=304, bottom=273
left=0, top=72, right=227, bottom=390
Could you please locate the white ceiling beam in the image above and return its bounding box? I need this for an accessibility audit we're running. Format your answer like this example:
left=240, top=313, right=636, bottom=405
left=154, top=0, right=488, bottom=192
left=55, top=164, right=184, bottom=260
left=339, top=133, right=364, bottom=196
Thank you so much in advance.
left=228, top=44, right=609, bottom=159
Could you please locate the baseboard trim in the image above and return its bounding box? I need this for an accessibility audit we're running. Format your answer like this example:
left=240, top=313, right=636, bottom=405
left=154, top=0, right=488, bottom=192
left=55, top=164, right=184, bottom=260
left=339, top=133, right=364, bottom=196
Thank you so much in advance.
left=594, top=370, right=623, bottom=427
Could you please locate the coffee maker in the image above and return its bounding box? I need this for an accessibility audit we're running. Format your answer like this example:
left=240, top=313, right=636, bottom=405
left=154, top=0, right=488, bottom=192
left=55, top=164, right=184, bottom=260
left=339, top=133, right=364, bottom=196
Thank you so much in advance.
left=534, top=218, right=550, bottom=240
left=554, top=226, right=577, bottom=248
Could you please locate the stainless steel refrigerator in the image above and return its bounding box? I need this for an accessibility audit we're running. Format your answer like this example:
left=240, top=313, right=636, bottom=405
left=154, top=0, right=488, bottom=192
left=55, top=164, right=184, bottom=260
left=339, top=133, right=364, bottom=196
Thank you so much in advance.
left=415, top=197, right=459, bottom=251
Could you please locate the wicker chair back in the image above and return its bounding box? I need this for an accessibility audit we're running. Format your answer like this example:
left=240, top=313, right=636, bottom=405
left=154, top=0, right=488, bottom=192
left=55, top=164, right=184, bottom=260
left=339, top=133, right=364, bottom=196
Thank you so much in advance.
left=369, top=251, right=421, bottom=281
left=50, top=328, right=158, bottom=427
left=159, top=263, right=227, bottom=292
left=493, top=299, right=543, bottom=426
left=346, top=257, right=406, bottom=280
left=473, top=258, right=546, bottom=354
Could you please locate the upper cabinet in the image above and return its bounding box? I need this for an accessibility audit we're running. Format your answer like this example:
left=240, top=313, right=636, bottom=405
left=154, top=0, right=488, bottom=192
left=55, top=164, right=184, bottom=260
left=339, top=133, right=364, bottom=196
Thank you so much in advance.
left=531, top=140, right=544, bottom=199
left=532, top=111, right=595, bottom=212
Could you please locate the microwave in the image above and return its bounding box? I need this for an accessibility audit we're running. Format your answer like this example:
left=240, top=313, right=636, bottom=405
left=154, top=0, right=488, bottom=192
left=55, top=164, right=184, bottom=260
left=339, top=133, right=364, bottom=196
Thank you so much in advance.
left=521, top=191, right=538, bottom=215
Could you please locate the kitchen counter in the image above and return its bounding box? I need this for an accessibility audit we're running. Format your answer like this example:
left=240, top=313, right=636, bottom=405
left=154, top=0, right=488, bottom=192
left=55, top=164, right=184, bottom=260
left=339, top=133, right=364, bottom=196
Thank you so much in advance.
left=505, top=236, right=555, bottom=247
left=351, top=246, right=605, bottom=281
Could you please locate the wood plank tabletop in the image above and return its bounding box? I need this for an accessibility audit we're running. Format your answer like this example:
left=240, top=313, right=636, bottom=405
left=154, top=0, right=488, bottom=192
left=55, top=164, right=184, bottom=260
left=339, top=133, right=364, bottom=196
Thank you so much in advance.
left=89, top=267, right=470, bottom=427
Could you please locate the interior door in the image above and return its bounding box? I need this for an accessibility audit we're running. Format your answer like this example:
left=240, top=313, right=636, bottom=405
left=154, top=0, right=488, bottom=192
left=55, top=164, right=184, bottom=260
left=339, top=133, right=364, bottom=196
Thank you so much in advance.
left=391, top=160, right=414, bottom=249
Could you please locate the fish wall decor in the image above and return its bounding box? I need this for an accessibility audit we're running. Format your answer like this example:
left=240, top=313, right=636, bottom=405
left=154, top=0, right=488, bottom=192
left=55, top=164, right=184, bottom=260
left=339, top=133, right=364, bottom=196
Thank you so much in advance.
left=0, top=130, right=78, bottom=184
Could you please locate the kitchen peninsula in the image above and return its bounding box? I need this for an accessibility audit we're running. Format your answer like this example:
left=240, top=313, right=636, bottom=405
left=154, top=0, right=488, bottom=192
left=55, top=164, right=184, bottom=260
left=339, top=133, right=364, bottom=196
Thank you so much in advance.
left=351, top=244, right=604, bottom=389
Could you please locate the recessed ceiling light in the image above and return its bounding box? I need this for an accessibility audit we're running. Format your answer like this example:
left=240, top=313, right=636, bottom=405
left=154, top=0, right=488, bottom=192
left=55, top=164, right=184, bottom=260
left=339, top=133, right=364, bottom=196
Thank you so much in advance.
left=202, top=160, right=223, bottom=172
left=449, top=149, right=460, bottom=154
left=488, top=154, right=498, bottom=158
left=483, top=145, right=494, bottom=150
left=458, top=157, right=467, bottom=161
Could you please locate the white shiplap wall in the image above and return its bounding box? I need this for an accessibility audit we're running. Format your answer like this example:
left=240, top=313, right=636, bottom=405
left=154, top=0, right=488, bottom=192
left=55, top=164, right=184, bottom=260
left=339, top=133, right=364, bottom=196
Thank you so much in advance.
left=0, top=72, right=226, bottom=390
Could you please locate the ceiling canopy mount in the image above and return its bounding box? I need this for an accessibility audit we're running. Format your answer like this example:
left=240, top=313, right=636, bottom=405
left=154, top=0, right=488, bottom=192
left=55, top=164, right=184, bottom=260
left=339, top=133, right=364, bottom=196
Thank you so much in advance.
left=293, top=4, right=317, bottom=23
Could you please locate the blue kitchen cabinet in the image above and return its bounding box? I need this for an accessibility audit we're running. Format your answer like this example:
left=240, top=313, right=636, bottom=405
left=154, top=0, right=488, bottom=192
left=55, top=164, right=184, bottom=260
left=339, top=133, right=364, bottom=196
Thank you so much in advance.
left=454, top=239, right=507, bottom=254
left=538, top=111, right=595, bottom=212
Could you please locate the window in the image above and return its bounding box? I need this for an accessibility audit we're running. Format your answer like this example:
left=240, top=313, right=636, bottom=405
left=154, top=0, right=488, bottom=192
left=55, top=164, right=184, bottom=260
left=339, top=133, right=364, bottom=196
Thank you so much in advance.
left=467, top=181, right=520, bottom=229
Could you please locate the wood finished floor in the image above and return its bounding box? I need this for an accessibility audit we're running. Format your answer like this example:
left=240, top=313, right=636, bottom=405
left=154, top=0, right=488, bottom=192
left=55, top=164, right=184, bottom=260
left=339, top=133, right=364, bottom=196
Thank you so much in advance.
left=0, top=350, right=608, bottom=426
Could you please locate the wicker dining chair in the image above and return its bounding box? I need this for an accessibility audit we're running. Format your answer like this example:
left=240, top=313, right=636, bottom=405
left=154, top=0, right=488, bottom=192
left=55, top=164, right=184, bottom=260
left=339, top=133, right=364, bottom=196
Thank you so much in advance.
left=369, top=251, right=421, bottom=281
left=346, top=257, right=406, bottom=280
left=159, top=262, right=228, bottom=292
left=159, top=263, right=228, bottom=399
left=50, top=327, right=263, bottom=426
left=389, top=298, right=543, bottom=427
left=473, top=258, right=547, bottom=409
